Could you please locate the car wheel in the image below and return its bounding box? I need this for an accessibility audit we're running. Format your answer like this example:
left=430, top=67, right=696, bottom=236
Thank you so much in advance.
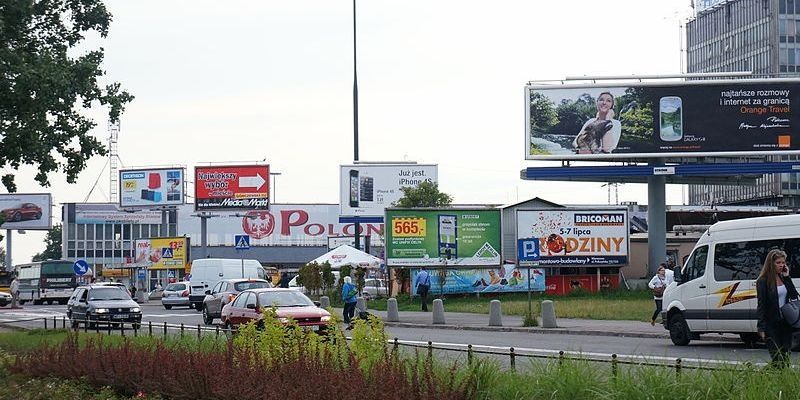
left=12, top=212, right=21, bottom=222
left=33, top=300, right=42, bottom=305
left=46, top=300, right=53, bottom=305
left=195, top=303, right=203, bottom=311
left=668, top=313, right=691, bottom=346
left=163, top=304, right=172, bottom=310
left=202, top=306, right=214, bottom=325
left=58, top=299, right=67, bottom=305
left=35, top=212, right=41, bottom=219
left=740, top=333, right=761, bottom=347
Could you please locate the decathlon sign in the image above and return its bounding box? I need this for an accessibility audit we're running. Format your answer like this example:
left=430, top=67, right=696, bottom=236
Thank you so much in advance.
left=195, top=165, right=270, bottom=210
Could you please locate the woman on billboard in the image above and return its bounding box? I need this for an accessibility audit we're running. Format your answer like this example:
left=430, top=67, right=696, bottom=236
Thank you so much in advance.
left=572, top=92, right=622, bottom=154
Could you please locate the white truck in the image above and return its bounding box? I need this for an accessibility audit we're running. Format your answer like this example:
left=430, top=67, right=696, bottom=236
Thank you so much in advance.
left=188, top=258, right=267, bottom=310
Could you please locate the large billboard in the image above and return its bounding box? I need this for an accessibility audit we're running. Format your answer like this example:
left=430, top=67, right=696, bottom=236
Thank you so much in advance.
left=516, top=209, right=628, bottom=266
left=410, top=266, right=545, bottom=295
left=385, top=208, right=501, bottom=266
left=526, top=79, right=800, bottom=159
left=339, top=164, right=438, bottom=217
left=176, top=204, right=383, bottom=247
left=120, top=168, right=185, bottom=208
left=195, top=165, right=269, bottom=211
left=0, top=193, right=52, bottom=230
left=133, top=237, right=189, bottom=270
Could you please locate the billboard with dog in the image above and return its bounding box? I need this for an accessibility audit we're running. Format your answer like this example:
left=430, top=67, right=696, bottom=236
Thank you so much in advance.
left=525, top=79, right=800, bottom=159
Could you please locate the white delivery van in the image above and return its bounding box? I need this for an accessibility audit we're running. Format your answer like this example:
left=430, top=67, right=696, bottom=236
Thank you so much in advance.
left=188, top=258, right=267, bottom=310
left=663, top=214, right=800, bottom=346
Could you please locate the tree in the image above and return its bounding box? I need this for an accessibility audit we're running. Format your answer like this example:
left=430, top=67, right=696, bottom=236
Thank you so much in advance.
left=529, top=92, right=557, bottom=134
left=0, top=0, right=134, bottom=192
left=393, top=181, right=453, bottom=208
left=297, top=262, right=322, bottom=296
left=354, top=266, right=366, bottom=295
left=33, top=224, right=62, bottom=261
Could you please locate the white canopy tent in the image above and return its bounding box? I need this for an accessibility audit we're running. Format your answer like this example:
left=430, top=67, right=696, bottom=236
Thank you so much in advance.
left=309, top=245, right=382, bottom=269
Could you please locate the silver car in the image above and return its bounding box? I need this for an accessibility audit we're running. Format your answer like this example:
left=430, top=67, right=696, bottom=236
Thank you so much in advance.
left=361, top=278, right=388, bottom=300
left=202, top=279, right=272, bottom=325
left=161, top=281, right=192, bottom=309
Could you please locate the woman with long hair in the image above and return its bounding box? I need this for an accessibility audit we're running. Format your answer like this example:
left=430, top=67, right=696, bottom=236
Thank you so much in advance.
left=756, top=249, right=799, bottom=368
left=572, top=91, right=622, bottom=154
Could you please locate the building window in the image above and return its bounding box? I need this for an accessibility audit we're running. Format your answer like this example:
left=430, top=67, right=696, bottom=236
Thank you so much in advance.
left=77, top=224, right=85, bottom=240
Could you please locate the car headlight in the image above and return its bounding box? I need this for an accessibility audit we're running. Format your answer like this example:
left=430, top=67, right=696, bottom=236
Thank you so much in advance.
left=131, top=307, right=141, bottom=313
left=93, top=308, right=109, bottom=314
left=321, top=315, right=331, bottom=322
left=278, top=317, right=290, bottom=324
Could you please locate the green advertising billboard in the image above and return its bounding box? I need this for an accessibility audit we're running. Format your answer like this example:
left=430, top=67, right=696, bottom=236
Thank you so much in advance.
left=385, top=208, right=502, bottom=266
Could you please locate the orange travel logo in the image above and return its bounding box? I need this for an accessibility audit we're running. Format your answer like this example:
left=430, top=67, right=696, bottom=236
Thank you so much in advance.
left=714, top=282, right=756, bottom=308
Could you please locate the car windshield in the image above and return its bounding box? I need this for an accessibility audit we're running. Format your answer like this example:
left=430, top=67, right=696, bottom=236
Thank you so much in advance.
left=234, top=281, right=270, bottom=291
left=41, top=262, right=74, bottom=275
left=257, top=291, right=314, bottom=307
left=89, top=287, right=130, bottom=301
left=165, top=283, right=186, bottom=291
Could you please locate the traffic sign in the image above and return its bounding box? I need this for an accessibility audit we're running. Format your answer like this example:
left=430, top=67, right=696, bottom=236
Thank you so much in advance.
left=195, top=165, right=270, bottom=210
left=517, top=239, right=540, bottom=262
left=235, top=234, right=251, bottom=250
left=137, top=269, right=146, bottom=280
left=73, top=259, right=90, bottom=276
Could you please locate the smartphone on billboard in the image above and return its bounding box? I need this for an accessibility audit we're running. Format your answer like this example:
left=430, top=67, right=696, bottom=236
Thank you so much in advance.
left=349, top=169, right=359, bottom=208
left=438, top=215, right=457, bottom=260
left=659, top=96, right=683, bottom=141
left=360, top=176, right=374, bottom=202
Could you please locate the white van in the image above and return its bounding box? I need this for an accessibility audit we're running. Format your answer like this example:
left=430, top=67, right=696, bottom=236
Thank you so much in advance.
left=188, top=258, right=266, bottom=310
left=663, top=214, right=800, bottom=346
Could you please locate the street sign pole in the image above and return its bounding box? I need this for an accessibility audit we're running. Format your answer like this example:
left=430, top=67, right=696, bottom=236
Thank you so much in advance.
left=240, top=250, right=244, bottom=278
left=526, top=260, right=531, bottom=319
left=234, top=234, right=250, bottom=279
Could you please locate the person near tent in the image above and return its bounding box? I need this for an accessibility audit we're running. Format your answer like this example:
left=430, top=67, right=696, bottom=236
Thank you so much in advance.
left=341, top=276, right=358, bottom=327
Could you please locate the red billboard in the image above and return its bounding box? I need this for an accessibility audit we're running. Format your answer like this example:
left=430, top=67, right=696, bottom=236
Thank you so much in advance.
left=195, top=165, right=270, bottom=210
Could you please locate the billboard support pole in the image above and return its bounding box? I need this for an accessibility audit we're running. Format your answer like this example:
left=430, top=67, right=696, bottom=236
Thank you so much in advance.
left=647, top=159, right=667, bottom=277
left=200, top=215, right=208, bottom=259
left=161, top=209, right=169, bottom=238
left=5, top=230, right=11, bottom=273
left=525, top=260, right=531, bottom=320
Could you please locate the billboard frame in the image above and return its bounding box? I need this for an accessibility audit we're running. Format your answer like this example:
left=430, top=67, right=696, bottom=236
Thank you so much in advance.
left=339, top=163, right=438, bottom=218
left=119, top=167, right=186, bottom=209
left=525, top=77, right=800, bottom=160
left=194, top=164, right=270, bottom=211
left=0, top=193, right=53, bottom=230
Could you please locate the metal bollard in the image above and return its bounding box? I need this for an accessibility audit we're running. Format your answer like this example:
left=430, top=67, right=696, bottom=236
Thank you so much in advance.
left=467, top=344, right=473, bottom=366
left=180, top=323, right=184, bottom=338
left=393, top=337, right=399, bottom=354
left=84, top=320, right=88, bottom=333
left=427, top=341, right=433, bottom=364
left=216, top=326, right=220, bottom=338
left=62, top=317, right=66, bottom=329
left=53, top=316, right=57, bottom=329
left=43, top=317, right=47, bottom=330
left=134, top=324, right=138, bottom=337
left=675, top=358, right=682, bottom=376
left=163, top=322, right=167, bottom=338
left=107, top=322, right=112, bottom=335
left=149, top=321, right=153, bottom=337
left=510, top=347, right=516, bottom=371
left=611, top=354, right=618, bottom=377
left=121, top=324, right=125, bottom=337
left=197, top=324, right=201, bottom=340
left=558, top=350, right=564, bottom=366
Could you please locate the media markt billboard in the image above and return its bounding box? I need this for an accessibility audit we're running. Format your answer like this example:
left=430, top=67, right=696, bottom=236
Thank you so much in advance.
left=516, top=209, right=628, bottom=266
left=385, top=208, right=501, bottom=266
left=525, top=79, right=800, bottom=159
left=339, top=164, right=438, bottom=217
left=0, top=193, right=52, bottom=230
left=120, top=168, right=185, bottom=208
left=195, top=165, right=269, bottom=210
left=133, top=237, right=189, bottom=270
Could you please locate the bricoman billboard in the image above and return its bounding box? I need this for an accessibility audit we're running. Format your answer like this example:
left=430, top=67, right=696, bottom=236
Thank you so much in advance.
left=177, top=204, right=384, bottom=247
left=525, top=79, right=800, bottom=159
left=340, top=164, right=438, bottom=217
left=516, top=209, right=628, bottom=266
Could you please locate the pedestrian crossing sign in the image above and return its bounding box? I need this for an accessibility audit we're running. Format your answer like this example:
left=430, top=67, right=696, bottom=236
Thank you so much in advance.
left=235, top=234, right=250, bottom=250
left=161, top=247, right=174, bottom=258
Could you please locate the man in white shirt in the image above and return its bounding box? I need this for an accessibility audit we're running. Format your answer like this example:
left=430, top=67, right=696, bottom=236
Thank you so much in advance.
left=10, top=275, right=20, bottom=309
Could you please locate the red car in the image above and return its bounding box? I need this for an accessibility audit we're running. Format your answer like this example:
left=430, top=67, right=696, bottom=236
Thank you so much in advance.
left=220, top=288, right=331, bottom=333
left=2, top=203, right=42, bottom=222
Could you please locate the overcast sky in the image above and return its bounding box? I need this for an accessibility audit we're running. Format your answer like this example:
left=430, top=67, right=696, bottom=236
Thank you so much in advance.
left=4, top=0, right=695, bottom=264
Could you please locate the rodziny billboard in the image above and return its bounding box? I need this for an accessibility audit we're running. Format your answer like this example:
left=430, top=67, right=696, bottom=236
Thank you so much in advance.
left=525, top=78, right=800, bottom=159
left=120, top=168, right=185, bottom=208
left=410, top=265, right=545, bottom=295
left=385, top=208, right=501, bottom=266
left=0, top=193, right=52, bottom=230
left=134, top=237, right=189, bottom=270
left=339, top=163, right=437, bottom=217
left=516, top=209, right=628, bottom=266
left=195, top=165, right=269, bottom=210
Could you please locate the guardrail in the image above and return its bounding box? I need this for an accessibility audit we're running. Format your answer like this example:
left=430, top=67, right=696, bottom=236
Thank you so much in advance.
left=0, top=316, right=768, bottom=374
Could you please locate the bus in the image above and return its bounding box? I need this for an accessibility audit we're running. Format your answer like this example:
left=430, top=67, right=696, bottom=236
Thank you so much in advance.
left=16, top=260, right=77, bottom=305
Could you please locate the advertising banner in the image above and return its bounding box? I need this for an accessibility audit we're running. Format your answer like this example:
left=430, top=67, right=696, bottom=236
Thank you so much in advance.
left=385, top=209, right=501, bottom=266
left=339, top=164, right=438, bottom=217
left=133, top=237, right=189, bottom=270
left=176, top=204, right=384, bottom=247
left=516, top=209, right=628, bottom=266
left=410, top=265, right=546, bottom=295
left=195, top=165, right=270, bottom=210
left=120, top=168, right=185, bottom=208
left=75, top=207, right=162, bottom=225
left=0, top=193, right=52, bottom=230
left=526, top=79, right=800, bottom=159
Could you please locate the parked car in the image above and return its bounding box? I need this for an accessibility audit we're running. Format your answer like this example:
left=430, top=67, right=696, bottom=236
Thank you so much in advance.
left=148, top=287, right=165, bottom=300
left=161, top=281, right=192, bottom=310
left=2, top=203, right=42, bottom=222
left=66, top=285, right=142, bottom=328
left=220, top=288, right=331, bottom=333
left=202, top=278, right=272, bottom=325
left=0, top=291, right=11, bottom=307
left=361, top=278, right=388, bottom=300
left=188, top=258, right=268, bottom=311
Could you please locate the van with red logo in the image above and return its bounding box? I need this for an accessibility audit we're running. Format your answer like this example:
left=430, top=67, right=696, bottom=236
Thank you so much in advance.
left=188, top=258, right=267, bottom=311
left=663, top=215, right=800, bottom=347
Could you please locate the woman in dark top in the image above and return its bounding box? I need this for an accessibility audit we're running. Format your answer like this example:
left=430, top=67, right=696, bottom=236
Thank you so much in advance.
left=756, top=249, right=799, bottom=368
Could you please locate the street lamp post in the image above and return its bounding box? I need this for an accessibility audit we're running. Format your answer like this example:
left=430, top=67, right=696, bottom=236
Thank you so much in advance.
left=352, top=0, right=362, bottom=251
left=270, top=172, right=282, bottom=203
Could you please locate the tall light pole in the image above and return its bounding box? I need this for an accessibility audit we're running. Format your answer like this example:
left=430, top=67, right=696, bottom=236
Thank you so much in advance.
left=270, top=172, right=282, bottom=203
left=352, top=0, right=362, bottom=251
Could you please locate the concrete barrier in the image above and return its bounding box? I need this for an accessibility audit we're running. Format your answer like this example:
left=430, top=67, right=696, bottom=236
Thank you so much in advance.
left=319, top=296, right=330, bottom=309
left=541, top=300, right=557, bottom=328
left=489, top=299, right=502, bottom=326
left=387, top=298, right=400, bottom=322
left=432, top=299, right=446, bottom=324
left=356, top=297, right=367, bottom=313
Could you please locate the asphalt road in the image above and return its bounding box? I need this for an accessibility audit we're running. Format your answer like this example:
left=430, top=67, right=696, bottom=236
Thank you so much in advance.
left=0, top=302, right=780, bottom=366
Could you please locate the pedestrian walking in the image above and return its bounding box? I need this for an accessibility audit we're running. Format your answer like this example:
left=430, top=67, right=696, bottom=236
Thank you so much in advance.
left=341, top=276, right=358, bottom=327
left=415, top=267, right=431, bottom=312
left=756, top=249, right=799, bottom=368
left=648, top=265, right=672, bottom=326
left=279, top=272, right=290, bottom=288
left=10, top=274, right=19, bottom=309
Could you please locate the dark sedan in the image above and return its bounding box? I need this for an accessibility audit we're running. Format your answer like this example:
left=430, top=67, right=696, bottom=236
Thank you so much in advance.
left=67, top=285, right=142, bottom=328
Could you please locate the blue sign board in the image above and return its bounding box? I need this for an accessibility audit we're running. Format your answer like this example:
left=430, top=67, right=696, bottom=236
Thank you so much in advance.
left=137, top=269, right=146, bottom=280
left=235, top=234, right=250, bottom=250
left=517, top=239, right=540, bottom=262
left=73, top=259, right=90, bottom=276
